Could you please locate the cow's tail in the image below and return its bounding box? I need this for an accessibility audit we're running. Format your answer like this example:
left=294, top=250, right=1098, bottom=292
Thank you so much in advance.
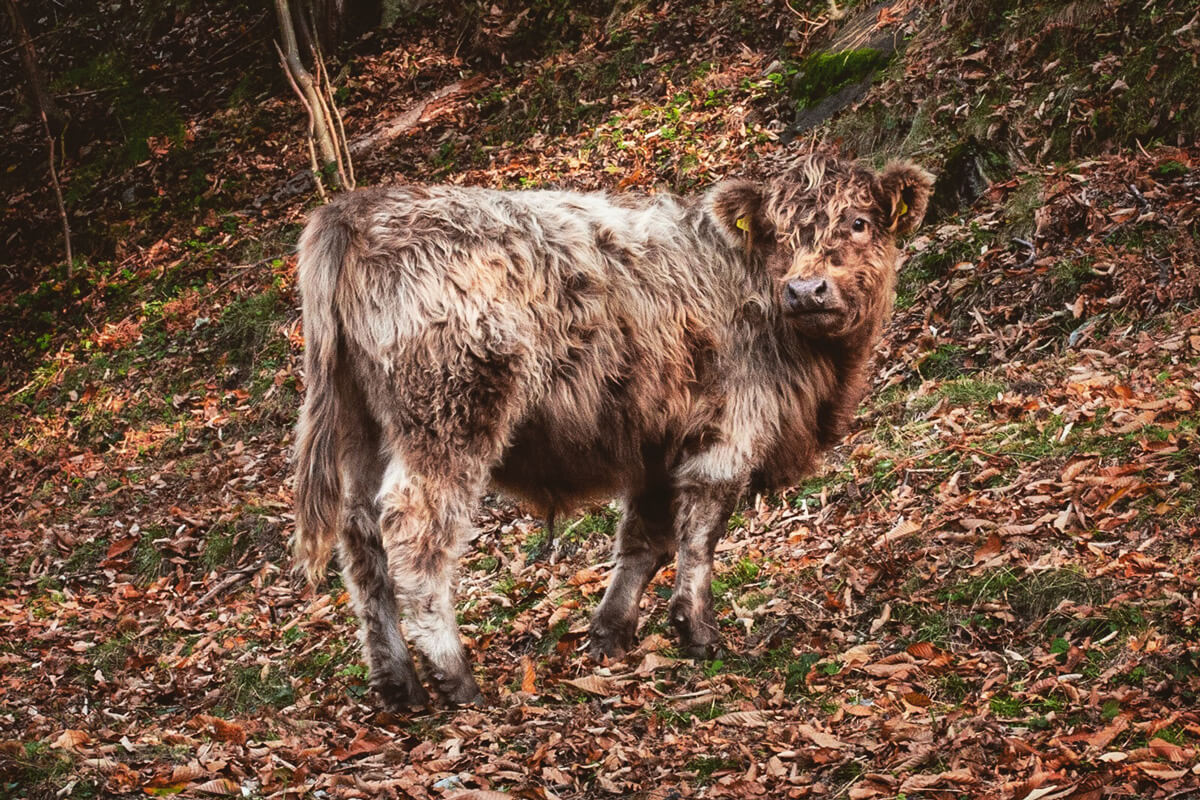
left=293, top=204, right=350, bottom=586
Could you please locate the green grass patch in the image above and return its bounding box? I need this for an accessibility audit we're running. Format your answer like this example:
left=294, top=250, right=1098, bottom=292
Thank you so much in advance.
left=942, top=566, right=1108, bottom=618
left=89, top=631, right=137, bottom=678
left=211, top=288, right=286, bottom=374
left=62, top=536, right=107, bottom=575
left=132, top=527, right=168, bottom=584
left=1, top=741, right=92, bottom=799
left=219, top=664, right=295, bottom=713
left=937, top=378, right=1005, bottom=407
left=919, top=344, right=967, bottom=380
left=686, top=754, right=742, bottom=783
left=201, top=524, right=238, bottom=570
left=712, top=557, right=762, bottom=601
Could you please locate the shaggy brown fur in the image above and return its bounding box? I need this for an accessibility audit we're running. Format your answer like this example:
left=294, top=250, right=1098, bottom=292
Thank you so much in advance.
left=293, top=153, right=934, bottom=708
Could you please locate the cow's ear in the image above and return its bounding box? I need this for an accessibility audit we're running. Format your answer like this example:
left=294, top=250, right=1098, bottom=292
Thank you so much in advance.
left=879, top=161, right=934, bottom=236
left=708, top=180, right=772, bottom=251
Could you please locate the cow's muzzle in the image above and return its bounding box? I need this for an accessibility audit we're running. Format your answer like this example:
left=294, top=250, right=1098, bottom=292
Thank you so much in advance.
left=784, top=277, right=849, bottom=335
left=785, top=277, right=846, bottom=318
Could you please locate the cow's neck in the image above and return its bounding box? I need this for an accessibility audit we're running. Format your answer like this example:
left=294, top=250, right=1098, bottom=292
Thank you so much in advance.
left=800, top=323, right=879, bottom=449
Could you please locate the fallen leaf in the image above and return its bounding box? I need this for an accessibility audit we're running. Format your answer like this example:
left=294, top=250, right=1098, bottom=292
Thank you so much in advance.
left=52, top=729, right=91, bottom=750
left=711, top=710, right=769, bottom=727
left=520, top=655, right=537, bottom=694
left=191, top=778, right=240, bottom=796
left=560, top=675, right=616, bottom=696
left=796, top=723, right=848, bottom=750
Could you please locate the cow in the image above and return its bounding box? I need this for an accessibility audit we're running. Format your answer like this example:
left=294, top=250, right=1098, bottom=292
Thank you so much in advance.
left=292, top=152, right=933, bottom=709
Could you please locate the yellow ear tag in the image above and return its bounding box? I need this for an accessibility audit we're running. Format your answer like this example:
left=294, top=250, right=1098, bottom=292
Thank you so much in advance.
left=736, top=215, right=750, bottom=231
left=897, top=198, right=909, bottom=217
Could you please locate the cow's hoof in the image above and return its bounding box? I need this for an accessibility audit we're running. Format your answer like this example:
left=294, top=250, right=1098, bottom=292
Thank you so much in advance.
left=680, top=640, right=725, bottom=661
left=669, top=609, right=722, bottom=661
left=374, top=676, right=430, bottom=712
left=436, top=672, right=485, bottom=707
left=588, top=618, right=636, bottom=662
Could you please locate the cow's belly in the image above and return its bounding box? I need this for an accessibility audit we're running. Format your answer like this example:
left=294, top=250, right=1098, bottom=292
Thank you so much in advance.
left=489, top=418, right=639, bottom=513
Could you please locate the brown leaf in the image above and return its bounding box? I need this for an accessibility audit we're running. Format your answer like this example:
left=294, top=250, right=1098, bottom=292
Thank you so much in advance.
left=559, top=675, right=616, bottom=696
left=1060, top=459, right=1094, bottom=482
left=973, top=533, right=1003, bottom=564
left=52, top=729, right=91, bottom=750
left=520, top=656, right=537, bottom=694
left=191, top=778, right=240, bottom=795
left=1149, top=737, right=1192, bottom=763
left=1134, top=762, right=1187, bottom=780
left=899, top=768, right=977, bottom=792
left=862, top=661, right=919, bottom=680
left=634, top=652, right=679, bottom=676
left=711, top=710, right=769, bottom=727
left=104, top=537, right=137, bottom=560
left=905, top=642, right=938, bottom=660
left=873, top=518, right=921, bottom=549
left=190, top=715, right=246, bottom=746
left=796, top=723, right=848, bottom=750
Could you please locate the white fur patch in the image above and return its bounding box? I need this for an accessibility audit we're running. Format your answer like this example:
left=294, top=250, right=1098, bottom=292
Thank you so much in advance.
left=375, top=455, right=410, bottom=506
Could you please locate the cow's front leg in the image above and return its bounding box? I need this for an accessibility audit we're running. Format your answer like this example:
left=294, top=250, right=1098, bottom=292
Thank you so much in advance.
left=588, top=488, right=675, bottom=661
left=669, top=483, right=740, bottom=660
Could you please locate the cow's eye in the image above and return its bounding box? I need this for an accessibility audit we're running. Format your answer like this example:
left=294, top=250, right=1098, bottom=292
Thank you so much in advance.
left=851, top=217, right=869, bottom=234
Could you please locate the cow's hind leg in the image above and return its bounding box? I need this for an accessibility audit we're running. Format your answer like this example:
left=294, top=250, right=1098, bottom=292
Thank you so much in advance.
left=378, top=463, right=485, bottom=706
left=588, top=487, right=675, bottom=661
left=337, top=433, right=428, bottom=709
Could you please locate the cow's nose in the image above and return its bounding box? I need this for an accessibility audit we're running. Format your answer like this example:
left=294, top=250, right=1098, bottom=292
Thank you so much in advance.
left=786, top=278, right=829, bottom=310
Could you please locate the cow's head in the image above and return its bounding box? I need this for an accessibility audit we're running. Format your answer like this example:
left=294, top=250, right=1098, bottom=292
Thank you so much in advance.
left=711, top=154, right=933, bottom=339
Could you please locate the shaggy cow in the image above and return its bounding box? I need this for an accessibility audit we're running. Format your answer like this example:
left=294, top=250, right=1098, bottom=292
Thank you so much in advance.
left=293, top=153, right=933, bottom=708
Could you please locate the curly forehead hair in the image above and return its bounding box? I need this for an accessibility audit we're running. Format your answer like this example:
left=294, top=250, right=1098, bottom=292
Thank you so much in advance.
left=764, top=153, right=880, bottom=243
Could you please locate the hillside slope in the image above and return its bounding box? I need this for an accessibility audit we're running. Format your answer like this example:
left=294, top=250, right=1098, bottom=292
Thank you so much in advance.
left=1, top=1, right=1198, bottom=798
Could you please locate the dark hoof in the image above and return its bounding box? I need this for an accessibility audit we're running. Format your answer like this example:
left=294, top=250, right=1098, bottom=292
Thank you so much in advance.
left=435, top=672, right=485, bottom=707
left=681, top=641, right=726, bottom=661
left=588, top=617, right=637, bottom=662
left=670, top=609, right=722, bottom=661
left=374, top=676, right=430, bottom=712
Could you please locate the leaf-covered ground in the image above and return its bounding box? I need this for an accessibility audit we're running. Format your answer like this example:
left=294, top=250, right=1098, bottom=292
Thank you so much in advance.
left=2, top=1, right=1199, bottom=798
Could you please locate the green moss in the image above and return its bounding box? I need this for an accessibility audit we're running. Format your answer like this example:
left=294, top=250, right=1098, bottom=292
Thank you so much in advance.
left=789, top=48, right=891, bottom=111
left=893, top=602, right=953, bottom=647
left=2, top=742, right=91, bottom=799
left=90, top=632, right=137, bottom=677
left=1004, top=175, right=1044, bottom=238
left=941, top=567, right=1108, bottom=619
left=712, top=557, right=761, bottom=601
left=1151, top=160, right=1189, bottom=180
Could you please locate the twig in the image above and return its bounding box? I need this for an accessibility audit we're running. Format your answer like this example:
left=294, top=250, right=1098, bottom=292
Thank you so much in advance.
left=311, top=43, right=353, bottom=190
left=195, top=560, right=266, bottom=608
left=322, top=61, right=355, bottom=189
left=1012, top=237, right=1036, bottom=268
left=274, top=39, right=327, bottom=201
left=37, top=103, right=71, bottom=276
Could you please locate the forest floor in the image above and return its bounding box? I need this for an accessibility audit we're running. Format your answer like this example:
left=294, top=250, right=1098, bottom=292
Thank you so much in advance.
left=1, top=1, right=1199, bottom=798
